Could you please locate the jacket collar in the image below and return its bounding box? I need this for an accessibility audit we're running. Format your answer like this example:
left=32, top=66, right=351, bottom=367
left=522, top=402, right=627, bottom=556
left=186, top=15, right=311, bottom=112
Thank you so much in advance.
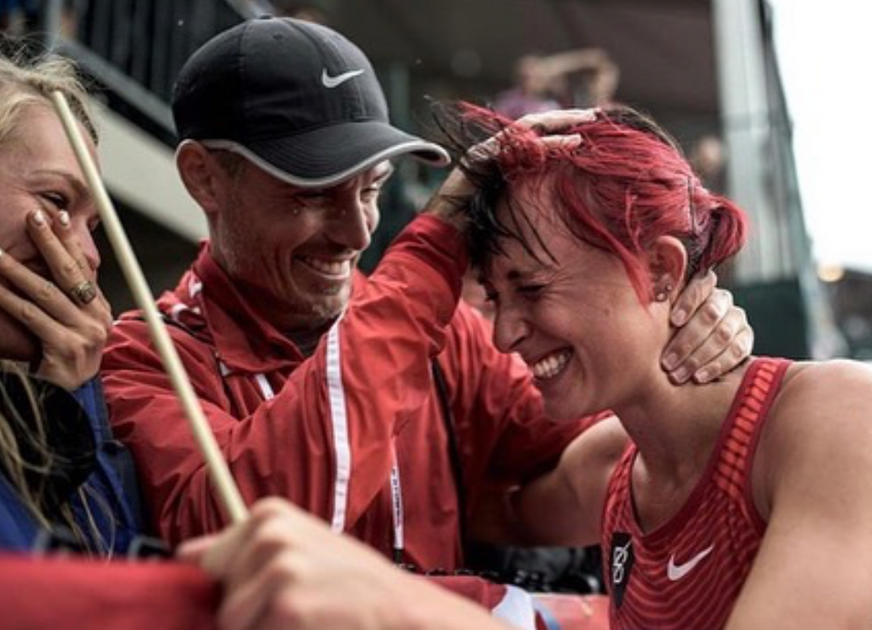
left=164, top=242, right=364, bottom=374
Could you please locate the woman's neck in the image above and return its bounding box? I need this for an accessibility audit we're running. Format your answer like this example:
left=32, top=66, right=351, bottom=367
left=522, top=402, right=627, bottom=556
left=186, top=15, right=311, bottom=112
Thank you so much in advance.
left=612, top=363, right=752, bottom=534
left=614, top=363, right=750, bottom=483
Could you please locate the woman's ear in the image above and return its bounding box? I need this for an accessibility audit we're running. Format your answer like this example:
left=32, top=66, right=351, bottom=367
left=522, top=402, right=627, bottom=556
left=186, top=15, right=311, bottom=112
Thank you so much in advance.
left=176, top=141, right=227, bottom=217
left=647, top=235, right=688, bottom=303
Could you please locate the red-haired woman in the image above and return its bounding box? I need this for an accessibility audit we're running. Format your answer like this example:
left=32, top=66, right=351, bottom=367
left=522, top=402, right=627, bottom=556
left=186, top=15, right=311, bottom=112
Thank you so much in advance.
left=432, top=105, right=872, bottom=629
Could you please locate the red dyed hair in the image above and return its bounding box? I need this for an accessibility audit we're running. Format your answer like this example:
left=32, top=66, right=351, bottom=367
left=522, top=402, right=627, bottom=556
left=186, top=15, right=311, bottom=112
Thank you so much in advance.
left=456, top=104, right=748, bottom=301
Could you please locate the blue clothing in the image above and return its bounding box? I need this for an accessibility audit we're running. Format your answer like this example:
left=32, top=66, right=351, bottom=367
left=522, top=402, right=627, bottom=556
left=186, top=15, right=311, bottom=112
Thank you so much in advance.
left=0, top=376, right=145, bottom=554
left=0, top=475, right=39, bottom=550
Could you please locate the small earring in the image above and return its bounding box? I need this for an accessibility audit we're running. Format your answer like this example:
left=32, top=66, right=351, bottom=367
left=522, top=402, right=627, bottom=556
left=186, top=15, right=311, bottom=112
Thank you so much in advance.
left=654, top=284, right=673, bottom=302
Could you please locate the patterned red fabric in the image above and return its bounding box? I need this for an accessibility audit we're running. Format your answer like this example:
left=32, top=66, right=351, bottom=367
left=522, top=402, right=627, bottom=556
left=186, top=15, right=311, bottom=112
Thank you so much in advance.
left=602, top=358, right=790, bottom=629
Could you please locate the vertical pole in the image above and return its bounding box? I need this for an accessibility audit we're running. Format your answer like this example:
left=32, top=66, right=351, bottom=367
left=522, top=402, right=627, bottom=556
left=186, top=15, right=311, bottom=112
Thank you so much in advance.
left=712, top=0, right=784, bottom=281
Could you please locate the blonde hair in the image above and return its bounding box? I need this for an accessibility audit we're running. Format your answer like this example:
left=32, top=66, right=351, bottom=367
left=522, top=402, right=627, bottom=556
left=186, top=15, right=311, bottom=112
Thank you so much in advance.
left=0, top=50, right=97, bottom=148
left=0, top=363, right=53, bottom=527
left=0, top=362, right=114, bottom=555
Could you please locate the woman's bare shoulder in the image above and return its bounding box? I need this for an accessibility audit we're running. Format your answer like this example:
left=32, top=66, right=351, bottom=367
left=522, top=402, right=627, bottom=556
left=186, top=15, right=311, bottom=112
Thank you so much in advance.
left=779, top=359, right=872, bottom=407
left=763, top=359, right=872, bottom=476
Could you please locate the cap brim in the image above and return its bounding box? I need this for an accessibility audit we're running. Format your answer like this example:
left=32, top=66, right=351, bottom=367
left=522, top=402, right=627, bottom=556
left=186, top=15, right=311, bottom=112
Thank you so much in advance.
left=242, top=121, right=450, bottom=188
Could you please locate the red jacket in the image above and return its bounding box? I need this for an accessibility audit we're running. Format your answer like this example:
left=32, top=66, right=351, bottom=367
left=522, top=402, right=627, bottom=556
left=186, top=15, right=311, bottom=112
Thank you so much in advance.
left=102, top=215, right=585, bottom=570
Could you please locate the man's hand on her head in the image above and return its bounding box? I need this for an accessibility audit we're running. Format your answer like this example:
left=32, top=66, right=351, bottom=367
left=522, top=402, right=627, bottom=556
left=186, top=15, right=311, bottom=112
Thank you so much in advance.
left=426, top=108, right=597, bottom=230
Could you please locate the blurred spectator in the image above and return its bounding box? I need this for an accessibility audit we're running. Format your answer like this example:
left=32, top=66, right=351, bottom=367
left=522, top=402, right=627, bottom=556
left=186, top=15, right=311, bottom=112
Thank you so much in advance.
left=689, top=133, right=727, bottom=192
left=493, top=49, right=619, bottom=120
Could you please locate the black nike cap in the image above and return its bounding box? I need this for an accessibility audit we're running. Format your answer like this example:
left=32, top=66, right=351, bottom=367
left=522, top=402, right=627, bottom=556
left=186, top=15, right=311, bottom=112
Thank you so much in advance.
left=172, top=16, right=449, bottom=188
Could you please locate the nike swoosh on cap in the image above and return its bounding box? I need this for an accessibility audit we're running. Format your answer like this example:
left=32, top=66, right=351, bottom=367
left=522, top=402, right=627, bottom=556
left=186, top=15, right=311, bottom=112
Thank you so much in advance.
left=321, top=68, right=365, bottom=88
left=666, top=545, right=714, bottom=581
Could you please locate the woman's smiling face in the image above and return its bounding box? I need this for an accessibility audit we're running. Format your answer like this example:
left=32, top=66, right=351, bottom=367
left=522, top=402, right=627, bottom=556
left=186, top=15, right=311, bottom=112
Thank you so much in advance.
left=0, top=105, right=100, bottom=363
left=482, top=183, right=671, bottom=421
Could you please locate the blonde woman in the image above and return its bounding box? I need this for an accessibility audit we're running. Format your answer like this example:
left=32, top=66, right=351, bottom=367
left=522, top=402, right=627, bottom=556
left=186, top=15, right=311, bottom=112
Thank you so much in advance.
left=0, top=51, right=142, bottom=554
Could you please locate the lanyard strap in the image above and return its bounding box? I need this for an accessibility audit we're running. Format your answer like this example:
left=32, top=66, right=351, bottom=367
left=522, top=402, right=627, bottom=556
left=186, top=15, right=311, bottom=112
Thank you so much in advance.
left=389, top=442, right=404, bottom=563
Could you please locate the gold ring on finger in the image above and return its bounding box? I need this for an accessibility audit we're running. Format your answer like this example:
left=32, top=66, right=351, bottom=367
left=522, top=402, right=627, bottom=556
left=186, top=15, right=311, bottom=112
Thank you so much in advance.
left=68, top=279, right=97, bottom=306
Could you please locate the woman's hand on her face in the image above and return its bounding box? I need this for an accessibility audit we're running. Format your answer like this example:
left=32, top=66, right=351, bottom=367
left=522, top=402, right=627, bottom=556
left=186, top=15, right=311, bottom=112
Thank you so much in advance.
left=661, top=270, right=754, bottom=384
left=427, top=108, right=597, bottom=228
left=0, top=209, right=111, bottom=390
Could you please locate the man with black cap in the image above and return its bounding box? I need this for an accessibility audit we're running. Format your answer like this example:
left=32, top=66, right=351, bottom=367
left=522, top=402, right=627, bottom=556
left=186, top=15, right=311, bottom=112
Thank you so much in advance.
left=101, top=14, right=750, bottom=601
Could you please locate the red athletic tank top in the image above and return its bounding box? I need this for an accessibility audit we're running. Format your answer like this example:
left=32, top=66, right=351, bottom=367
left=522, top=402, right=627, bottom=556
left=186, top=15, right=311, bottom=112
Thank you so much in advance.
left=602, top=357, right=790, bottom=629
